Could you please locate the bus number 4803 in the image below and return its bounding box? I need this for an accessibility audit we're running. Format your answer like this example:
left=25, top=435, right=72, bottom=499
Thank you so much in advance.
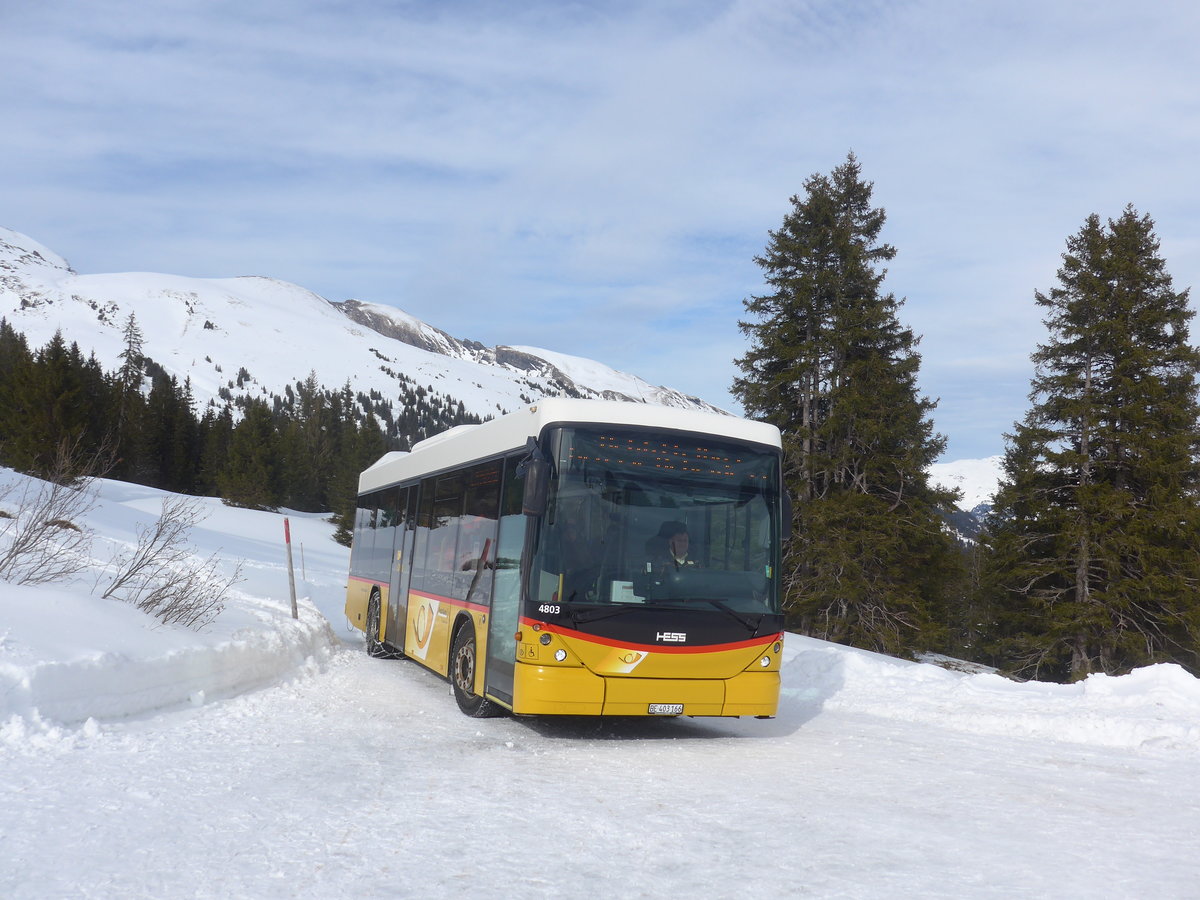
left=538, top=604, right=560, bottom=615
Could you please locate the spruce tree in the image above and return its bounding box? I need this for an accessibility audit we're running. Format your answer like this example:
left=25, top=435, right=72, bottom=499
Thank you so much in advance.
left=733, top=153, right=960, bottom=656
left=279, top=372, right=335, bottom=511
left=171, top=377, right=201, bottom=493
left=110, top=312, right=147, bottom=477
left=2, top=332, right=102, bottom=477
left=329, top=407, right=389, bottom=545
left=0, top=320, right=34, bottom=468
left=218, top=399, right=282, bottom=509
left=116, top=313, right=144, bottom=415
left=138, top=374, right=199, bottom=493
left=197, top=405, right=234, bottom=496
left=985, top=206, right=1200, bottom=680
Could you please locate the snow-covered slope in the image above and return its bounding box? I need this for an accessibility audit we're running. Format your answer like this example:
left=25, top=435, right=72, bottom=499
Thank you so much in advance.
left=929, top=454, right=1003, bottom=513
left=0, top=226, right=719, bottom=420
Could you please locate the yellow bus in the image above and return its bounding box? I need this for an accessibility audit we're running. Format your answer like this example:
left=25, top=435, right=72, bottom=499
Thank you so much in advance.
left=345, top=398, right=786, bottom=718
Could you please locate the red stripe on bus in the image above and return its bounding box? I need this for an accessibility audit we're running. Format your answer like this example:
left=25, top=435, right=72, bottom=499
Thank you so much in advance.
left=519, top=617, right=782, bottom=654
left=409, top=589, right=490, bottom=616
left=348, top=578, right=490, bottom=616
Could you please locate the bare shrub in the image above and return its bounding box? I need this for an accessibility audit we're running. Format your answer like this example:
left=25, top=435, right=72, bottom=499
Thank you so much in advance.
left=1, top=439, right=242, bottom=629
left=100, top=496, right=242, bottom=629
left=0, top=472, right=97, bottom=585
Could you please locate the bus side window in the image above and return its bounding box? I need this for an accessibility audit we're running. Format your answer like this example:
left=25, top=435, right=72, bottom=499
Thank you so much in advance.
left=458, top=461, right=501, bottom=605
left=373, top=488, right=402, bottom=584
left=428, top=473, right=464, bottom=599
left=353, top=491, right=382, bottom=581
left=348, top=493, right=369, bottom=577
left=409, top=477, right=438, bottom=596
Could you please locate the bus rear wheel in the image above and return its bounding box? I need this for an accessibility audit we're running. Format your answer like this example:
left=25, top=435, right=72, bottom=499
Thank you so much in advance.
left=364, top=590, right=388, bottom=659
left=450, top=625, right=500, bottom=718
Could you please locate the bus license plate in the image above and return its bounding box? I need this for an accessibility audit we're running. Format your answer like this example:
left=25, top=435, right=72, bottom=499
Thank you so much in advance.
left=648, top=703, right=683, bottom=716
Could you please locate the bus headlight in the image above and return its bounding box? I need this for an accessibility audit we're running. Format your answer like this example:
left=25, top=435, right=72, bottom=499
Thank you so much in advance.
left=555, top=649, right=567, bottom=662
left=760, top=656, right=771, bottom=668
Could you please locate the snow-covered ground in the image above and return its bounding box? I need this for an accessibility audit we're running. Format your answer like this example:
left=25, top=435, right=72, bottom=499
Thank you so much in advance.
left=2, top=467, right=1198, bottom=898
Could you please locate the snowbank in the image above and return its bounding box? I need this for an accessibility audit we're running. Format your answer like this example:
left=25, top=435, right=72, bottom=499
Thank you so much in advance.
left=783, top=635, right=1200, bottom=754
left=0, top=468, right=345, bottom=736
left=0, top=583, right=335, bottom=730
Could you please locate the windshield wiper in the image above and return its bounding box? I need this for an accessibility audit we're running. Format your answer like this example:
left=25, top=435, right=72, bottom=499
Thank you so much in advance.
left=693, top=599, right=765, bottom=635
left=568, top=605, right=648, bottom=625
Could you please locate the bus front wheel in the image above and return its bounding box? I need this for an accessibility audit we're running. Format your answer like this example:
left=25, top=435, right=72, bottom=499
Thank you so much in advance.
left=365, top=590, right=388, bottom=659
left=450, top=625, right=499, bottom=718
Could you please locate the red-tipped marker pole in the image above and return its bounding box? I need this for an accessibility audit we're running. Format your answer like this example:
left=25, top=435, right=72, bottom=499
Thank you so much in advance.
left=284, top=517, right=298, bottom=619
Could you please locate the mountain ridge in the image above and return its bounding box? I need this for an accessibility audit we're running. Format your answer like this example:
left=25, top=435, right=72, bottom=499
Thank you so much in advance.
left=0, top=226, right=721, bottom=427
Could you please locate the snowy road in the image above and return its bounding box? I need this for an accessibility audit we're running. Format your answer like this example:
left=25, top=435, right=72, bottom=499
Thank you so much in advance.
left=4, top=640, right=1197, bottom=899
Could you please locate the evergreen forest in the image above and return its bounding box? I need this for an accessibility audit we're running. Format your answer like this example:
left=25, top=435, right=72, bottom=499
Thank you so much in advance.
left=0, top=315, right=481, bottom=543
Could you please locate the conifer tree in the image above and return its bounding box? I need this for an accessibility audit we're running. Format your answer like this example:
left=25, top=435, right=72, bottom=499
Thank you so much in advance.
left=137, top=375, right=176, bottom=488
left=984, top=207, right=1200, bottom=679
left=116, top=314, right=144, bottom=412
left=197, top=405, right=234, bottom=496
left=279, top=372, right=335, bottom=511
left=0, top=319, right=35, bottom=468
left=329, top=409, right=389, bottom=545
left=733, top=154, right=960, bottom=655
left=173, top=377, right=201, bottom=492
left=2, top=332, right=103, bottom=476
left=218, top=399, right=282, bottom=509
left=110, top=313, right=147, bottom=478
left=137, top=374, right=199, bottom=493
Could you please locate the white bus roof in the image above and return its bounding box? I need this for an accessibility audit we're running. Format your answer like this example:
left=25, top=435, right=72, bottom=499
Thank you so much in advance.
left=358, top=398, right=781, bottom=494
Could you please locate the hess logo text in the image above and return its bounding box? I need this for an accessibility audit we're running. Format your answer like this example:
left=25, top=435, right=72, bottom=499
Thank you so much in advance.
left=655, top=632, right=687, bottom=643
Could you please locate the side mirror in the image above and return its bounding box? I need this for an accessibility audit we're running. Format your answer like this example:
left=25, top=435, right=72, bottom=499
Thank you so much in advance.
left=517, top=437, right=550, bottom=516
left=521, top=458, right=549, bottom=516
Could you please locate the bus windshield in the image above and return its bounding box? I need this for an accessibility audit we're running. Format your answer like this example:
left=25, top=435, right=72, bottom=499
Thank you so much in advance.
left=531, top=426, right=782, bottom=615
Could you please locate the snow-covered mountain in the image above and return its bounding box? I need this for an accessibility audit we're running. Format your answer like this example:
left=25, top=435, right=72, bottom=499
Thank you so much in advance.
left=929, top=455, right=1004, bottom=515
left=927, top=455, right=1004, bottom=542
left=0, top=226, right=720, bottom=422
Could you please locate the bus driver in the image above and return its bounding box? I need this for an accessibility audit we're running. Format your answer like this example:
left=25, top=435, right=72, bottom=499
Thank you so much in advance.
left=645, top=521, right=696, bottom=575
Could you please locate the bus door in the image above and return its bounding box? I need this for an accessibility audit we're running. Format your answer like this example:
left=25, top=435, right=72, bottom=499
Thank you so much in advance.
left=385, top=486, right=416, bottom=653
left=484, top=455, right=525, bottom=705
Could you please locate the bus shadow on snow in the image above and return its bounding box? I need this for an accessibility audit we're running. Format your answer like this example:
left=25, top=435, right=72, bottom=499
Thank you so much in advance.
left=509, top=660, right=834, bottom=742
left=514, top=715, right=729, bottom=742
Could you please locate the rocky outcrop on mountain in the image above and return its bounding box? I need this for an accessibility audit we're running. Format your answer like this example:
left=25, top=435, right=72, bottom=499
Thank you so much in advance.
left=330, top=297, right=721, bottom=413
left=331, top=299, right=464, bottom=357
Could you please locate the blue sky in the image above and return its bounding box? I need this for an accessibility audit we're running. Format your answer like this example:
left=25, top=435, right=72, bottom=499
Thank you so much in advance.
left=3, top=0, right=1198, bottom=460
